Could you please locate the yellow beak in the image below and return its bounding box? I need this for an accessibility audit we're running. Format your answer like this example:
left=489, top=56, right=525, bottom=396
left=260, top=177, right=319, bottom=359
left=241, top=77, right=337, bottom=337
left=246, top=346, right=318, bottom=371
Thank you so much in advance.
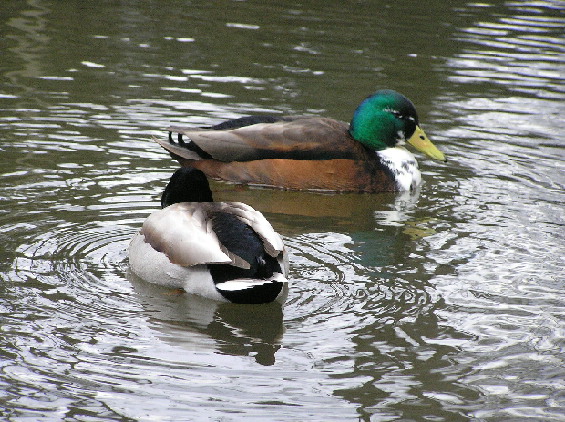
left=407, top=126, right=446, bottom=162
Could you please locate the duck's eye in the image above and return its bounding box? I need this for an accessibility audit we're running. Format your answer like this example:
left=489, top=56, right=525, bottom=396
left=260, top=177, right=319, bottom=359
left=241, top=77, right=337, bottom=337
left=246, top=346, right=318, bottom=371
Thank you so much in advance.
left=391, top=111, right=404, bottom=119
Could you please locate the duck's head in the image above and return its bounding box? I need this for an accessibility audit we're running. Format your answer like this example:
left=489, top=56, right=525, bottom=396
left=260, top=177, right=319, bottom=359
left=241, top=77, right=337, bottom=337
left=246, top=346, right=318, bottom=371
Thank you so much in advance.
left=349, top=89, right=446, bottom=161
left=161, top=167, right=213, bottom=208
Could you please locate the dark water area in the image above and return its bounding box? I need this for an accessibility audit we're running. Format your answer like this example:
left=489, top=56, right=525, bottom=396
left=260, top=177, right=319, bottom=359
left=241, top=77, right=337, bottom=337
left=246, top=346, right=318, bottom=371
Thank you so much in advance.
left=1, top=1, right=564, bottom=420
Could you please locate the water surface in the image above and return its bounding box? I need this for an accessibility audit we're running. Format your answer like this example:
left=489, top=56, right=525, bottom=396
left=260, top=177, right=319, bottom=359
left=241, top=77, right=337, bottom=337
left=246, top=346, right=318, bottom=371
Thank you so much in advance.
left=1, top=1, right=564, bottom=420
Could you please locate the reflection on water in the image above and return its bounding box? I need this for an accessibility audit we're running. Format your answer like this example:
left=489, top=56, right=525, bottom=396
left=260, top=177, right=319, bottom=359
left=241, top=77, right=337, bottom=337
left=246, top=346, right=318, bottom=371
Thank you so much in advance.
left=129, top=272, right=285, bottom=367
left=1, top=0, right=564, bottom=420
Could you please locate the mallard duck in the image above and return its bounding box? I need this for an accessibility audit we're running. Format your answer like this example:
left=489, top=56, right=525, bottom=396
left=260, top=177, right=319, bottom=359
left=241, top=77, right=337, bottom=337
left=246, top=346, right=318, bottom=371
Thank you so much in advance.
left=128, top=168, right=289, bottom=304
left=154, top=89, right=446, bottom=193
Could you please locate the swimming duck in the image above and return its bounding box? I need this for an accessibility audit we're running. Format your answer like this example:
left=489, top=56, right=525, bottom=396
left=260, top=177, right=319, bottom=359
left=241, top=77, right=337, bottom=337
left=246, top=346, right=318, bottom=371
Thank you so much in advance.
left=128, top=167, right=289, bottom=304
left=154, top=89, right=446, bottom=193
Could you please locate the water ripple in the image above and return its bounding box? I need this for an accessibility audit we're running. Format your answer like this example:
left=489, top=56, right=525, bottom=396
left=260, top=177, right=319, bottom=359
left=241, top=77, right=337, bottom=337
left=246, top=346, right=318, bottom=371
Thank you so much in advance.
left=2, top=0, right=564, bottom=419
left=447, top=1, right=564, bottom=99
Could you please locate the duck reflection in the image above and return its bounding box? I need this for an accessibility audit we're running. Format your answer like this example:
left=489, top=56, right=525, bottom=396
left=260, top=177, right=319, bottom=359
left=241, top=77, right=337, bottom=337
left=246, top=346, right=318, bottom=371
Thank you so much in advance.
left=127, top=270, right=284, bottom=366
left=212, top=181, right=424, bottom=236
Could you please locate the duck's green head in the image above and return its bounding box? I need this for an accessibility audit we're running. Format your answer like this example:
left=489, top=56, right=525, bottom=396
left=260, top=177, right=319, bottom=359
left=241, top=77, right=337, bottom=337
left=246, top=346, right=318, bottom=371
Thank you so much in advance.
left=349, top=89, right=445, bottom=161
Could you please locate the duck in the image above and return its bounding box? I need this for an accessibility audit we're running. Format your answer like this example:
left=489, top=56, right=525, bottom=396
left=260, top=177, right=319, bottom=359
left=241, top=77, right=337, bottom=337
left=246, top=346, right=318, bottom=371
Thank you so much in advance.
left=154, top=89, right=446, bottom=193
left=128, top=167, right=289, bottom=304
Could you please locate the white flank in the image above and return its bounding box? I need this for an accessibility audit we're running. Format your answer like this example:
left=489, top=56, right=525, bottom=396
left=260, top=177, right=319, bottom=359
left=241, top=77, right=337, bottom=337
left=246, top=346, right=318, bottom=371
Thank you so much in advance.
left=128, top=233, right=228, bottom=302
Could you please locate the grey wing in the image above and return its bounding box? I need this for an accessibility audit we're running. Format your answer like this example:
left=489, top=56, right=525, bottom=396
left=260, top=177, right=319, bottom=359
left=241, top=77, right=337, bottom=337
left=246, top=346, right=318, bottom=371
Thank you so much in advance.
left=156, top=118, right=358, bottom=162
left=141, top=203, right=231, bottom=266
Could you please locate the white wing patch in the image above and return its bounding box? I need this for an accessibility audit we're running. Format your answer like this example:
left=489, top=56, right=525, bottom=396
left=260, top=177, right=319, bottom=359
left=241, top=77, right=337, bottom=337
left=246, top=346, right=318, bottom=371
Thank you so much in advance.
left=215, top=273, right=287, bottom=292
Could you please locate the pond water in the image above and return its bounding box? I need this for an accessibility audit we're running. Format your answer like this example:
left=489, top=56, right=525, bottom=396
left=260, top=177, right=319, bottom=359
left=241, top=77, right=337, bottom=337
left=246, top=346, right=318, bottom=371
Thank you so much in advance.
left=1, top=1, right=564, bottom=420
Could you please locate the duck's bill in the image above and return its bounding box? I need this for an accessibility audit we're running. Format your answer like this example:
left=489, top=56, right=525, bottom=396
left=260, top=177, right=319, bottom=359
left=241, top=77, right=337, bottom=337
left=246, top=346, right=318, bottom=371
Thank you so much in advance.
left=407, top=126, right=446, bottom=162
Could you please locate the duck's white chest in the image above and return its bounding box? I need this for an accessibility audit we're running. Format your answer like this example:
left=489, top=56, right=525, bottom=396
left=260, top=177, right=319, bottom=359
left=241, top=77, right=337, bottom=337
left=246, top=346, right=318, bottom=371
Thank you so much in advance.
left=377, top=148, right=421, bottom=191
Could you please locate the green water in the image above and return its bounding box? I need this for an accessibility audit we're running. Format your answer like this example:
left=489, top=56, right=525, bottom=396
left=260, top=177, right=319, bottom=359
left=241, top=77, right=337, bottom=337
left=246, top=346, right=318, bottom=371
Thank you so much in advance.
left=1, top=1, right=564, bottom=420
